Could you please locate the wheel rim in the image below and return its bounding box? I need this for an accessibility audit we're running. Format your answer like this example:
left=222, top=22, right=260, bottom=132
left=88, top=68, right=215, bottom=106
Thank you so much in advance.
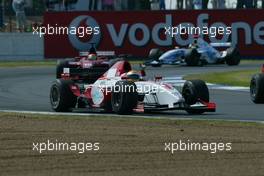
left=183, top=88, right=192, bottom=103
left=250, top=81, right=256, bottom=98
left=50, top=86, right=60, bottom=108
left=113, top=92, right=121, bottom=107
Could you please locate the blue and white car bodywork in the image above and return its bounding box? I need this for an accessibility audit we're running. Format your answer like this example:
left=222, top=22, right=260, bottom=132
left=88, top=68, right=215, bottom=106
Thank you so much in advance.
left=146, top=38, right=240, bottom=67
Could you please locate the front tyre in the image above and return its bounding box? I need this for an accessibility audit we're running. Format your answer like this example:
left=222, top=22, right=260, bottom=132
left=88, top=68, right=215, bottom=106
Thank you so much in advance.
left=50, top=79, right=77, bottom=112
left=111, top=81, right=138, bottom=115
left=185, top=49, right=201, bottom=66
left=225, top=47, right=240, bottom=66
left=182, top=80, right=209, bottom=114
left=250, top=73, right=264, bottom=104
left=149, top=48, right=164, bottom=61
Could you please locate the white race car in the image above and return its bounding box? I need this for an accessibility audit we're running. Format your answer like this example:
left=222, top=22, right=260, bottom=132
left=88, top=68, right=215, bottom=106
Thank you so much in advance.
left=50, top=60, right=216, bottom=115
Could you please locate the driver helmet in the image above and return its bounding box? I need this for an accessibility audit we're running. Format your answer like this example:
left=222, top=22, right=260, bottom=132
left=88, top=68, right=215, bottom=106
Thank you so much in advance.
left=126, top=70, right=141, bottom=82
left=87, top=54, right=97, bottom=60
left=190, top=38, right=198, bottom=48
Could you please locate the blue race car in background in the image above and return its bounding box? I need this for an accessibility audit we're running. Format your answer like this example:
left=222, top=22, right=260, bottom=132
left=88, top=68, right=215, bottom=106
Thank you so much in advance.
left=145, top=38, right=241, bottom=67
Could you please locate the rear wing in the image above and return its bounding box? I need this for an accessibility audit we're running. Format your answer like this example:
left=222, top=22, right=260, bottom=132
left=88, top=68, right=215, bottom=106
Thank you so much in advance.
left=79, top=51, right=116, bottom=57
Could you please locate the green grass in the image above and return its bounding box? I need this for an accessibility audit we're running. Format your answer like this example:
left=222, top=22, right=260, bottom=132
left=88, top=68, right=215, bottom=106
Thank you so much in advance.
left=0, top=60, right=56, bottom=67
left=241, top=60, right=264, bottom=64
left=0, top=60, right=143, bottom=68
left=184, top=69, right=259, bottom=87
left=0, top=59, right=261, bottom=68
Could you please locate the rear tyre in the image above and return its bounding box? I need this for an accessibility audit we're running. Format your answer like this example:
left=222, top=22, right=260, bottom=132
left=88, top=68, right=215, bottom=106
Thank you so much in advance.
left=185, top=49, right=201, bottom=66
left=111, top=81, right=138, bottom=115
left=225, top=47, right=240, bottom=66
left=50, top=79, right=77, bottom=112
left=182, top=80, right=209, bottom=114
left=104, top=102, right=113, bottom=113
left=250, top=73, right=264, bottom=104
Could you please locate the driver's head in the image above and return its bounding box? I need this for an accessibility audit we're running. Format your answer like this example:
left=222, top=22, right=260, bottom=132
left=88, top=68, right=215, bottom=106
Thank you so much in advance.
left=87, top=54, right=97, bottom=60
left=89, top=45, right=97, bottom=54
left=126, top=70, right=141, bottom=82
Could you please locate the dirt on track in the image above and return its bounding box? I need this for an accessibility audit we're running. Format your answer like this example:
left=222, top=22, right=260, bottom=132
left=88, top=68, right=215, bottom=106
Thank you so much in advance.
left=0, top=113, right=264, bottom=176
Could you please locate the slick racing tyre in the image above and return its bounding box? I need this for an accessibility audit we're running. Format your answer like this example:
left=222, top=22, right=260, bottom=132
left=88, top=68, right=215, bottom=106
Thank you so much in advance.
left=250, top=73, right=264, bottom=104
left=185, top=49, right=201, bottom=66
left=56, top=59, right=75, bottom=78
left=149, top=48, right=164, bottom=61
left=50, top=79, right=77, bottom=112
left=225, top=47, right=240, bottom=66
left=111, top=81, right=138, bottom=115
left=182, top=80, right=209, bottom=114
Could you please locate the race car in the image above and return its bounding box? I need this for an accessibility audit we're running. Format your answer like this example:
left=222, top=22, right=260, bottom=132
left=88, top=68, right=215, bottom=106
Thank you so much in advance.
left=50, top=60, right=216, bottom=115
left=56, top=43, right=120, bottom=83
left=145, top=37, right=241, bottom=67
left=250, top=64, right=264, bottom=103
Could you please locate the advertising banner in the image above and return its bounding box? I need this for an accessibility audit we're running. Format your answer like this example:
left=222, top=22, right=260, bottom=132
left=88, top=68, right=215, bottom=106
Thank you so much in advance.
left=43, top=10, right=264, bottom=58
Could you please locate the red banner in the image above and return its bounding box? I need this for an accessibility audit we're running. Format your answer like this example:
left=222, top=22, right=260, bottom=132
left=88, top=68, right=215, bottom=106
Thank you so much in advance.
left=44, top=10, right=264, bottom=58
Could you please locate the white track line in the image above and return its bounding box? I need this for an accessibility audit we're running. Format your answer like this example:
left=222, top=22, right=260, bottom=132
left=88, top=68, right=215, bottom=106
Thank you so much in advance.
left=163, top=76, right=250, bottom=92
left=207, top=84, right=249, bottom=92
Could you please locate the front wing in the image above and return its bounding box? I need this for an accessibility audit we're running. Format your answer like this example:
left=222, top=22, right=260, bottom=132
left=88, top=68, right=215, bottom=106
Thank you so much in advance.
left=134, top=101, right=216, bottom=113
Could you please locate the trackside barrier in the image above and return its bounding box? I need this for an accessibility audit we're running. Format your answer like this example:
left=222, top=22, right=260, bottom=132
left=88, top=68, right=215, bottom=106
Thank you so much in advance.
left=0, top=5, right=3, bottom=28
left=0, top=33, right=44, bottom=60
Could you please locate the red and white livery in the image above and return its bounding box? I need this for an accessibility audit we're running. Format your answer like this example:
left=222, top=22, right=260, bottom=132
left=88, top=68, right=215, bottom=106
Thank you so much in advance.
left=50, top=60, right=216, bottom=115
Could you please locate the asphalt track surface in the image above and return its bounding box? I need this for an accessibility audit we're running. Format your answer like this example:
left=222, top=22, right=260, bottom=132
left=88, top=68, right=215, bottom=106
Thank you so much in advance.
left=0, top=63, right=263, bottom=121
